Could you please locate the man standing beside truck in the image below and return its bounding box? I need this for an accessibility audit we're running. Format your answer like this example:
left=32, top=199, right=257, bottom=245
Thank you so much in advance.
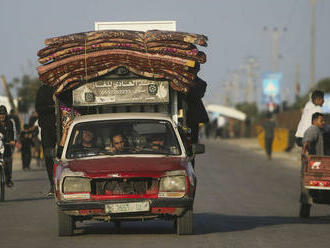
left=35, top=84, right=57, bottom=197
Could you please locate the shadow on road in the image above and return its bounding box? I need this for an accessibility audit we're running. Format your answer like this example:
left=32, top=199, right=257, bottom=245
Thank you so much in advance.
left=69, top=212, right=330, bottom=236
left=3, top=196, right=50, bottom=203
left=194, top=212, right=330, bottom=234
left=76, top=220, right=175, bottom=236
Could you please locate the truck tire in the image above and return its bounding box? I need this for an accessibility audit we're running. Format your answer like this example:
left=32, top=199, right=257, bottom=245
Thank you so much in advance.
left=114, top=221, right=121, bottom=230
left=58, top=211, right=74, bottom=236
left=176, top=207, right=193, bottom=235
left=299, top=203, right=311, bottom=218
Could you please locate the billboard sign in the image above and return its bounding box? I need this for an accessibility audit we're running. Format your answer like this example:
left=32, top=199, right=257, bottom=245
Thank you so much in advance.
left=262, top=73, right=282, bottom=105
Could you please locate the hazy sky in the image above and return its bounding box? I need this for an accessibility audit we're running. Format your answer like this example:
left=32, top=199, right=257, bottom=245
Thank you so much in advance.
left=1, top=0, right=329, bottom=106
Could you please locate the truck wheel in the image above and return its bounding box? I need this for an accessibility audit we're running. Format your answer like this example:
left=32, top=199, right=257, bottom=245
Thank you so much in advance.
left=299, top=203, right=311, bottom=218
left=114, top=221, right=121, bottom=229
left=176, top=207, right=193, bottom=235
left=58, top=211, right=74, bottom=236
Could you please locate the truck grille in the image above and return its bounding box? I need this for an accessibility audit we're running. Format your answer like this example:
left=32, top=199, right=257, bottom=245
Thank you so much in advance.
left=92, top=178, right=159, bottom=195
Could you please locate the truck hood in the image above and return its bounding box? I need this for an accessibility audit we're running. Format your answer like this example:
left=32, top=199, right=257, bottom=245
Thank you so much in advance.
left=66, top=156, right=187, bottom=177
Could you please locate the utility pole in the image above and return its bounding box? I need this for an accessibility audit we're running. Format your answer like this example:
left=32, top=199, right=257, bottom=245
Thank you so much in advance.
left=272, top=28, right=279, bottom=72
left=223, top=80, right=230, bottom=106
left=232, top=71, right=240, bottom=105
left=310, top=0, right=317, bottom=89
left=246, top=58, right=258, bottom=103
left=263, top=26, right=287, bottom=72
left=295, top=64, right=300, bottom=101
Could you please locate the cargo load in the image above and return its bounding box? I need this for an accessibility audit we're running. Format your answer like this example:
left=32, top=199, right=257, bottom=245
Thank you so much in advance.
left=37, top=30, right=208, bottom=95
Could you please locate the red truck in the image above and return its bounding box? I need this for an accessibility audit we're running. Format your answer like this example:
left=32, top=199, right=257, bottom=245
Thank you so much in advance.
left=53, top=72, right=205, bottom=236
left=36, top=23, right=208, bottom=236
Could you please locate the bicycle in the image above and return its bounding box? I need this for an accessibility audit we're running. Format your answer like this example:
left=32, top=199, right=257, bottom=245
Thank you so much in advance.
left=0, top=133, right=5, bottom=201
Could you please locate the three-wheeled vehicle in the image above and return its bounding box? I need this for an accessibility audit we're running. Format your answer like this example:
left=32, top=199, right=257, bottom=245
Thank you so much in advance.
left=300, top=117, right=330, bottom=218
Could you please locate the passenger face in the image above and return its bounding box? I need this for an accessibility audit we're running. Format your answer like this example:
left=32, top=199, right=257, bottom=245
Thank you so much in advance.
left=314, top=116, right=325, bottom=129
left=151, top=140, right=164, bottom=150
left=113, top=135, right=124, bottom=151
left=0, top=114, right=6, bottom=123
left=314, top=97, right=324, bottom=107
left=82, top=130, right=94, bottom=143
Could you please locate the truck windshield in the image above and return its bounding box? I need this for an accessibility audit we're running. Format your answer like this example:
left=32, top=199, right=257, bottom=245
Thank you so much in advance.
left=66, top=119, right=182, bottom=159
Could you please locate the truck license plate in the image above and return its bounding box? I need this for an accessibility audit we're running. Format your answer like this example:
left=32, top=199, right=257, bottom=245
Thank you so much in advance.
left=105, top=202, right=150, bottom=213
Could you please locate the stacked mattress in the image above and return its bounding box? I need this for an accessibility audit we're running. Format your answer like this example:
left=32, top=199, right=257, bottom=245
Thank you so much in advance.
left=37, top=30, right=208, bottom=95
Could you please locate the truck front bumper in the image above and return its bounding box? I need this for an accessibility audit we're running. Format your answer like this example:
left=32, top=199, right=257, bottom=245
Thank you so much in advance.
left=56, top=197, right=194, bottom=217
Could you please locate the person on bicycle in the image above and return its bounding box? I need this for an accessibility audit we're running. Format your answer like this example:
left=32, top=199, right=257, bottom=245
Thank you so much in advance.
left=0, top=105, right=15, bottom=187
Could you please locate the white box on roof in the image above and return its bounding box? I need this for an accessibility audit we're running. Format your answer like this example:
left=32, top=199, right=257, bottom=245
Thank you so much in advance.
left=94, top=21, right=176, bottom=32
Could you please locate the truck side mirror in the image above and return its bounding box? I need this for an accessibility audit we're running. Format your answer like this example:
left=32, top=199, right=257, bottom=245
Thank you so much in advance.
left=191, top=144, right=205, bottom=154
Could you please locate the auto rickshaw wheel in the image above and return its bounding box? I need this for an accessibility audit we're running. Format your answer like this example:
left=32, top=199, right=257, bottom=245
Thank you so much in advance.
left=299, top=203, right=311, bottom=218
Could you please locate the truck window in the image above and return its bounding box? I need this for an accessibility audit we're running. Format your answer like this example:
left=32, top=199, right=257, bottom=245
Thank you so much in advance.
left=66, top=119, right=182, bottom=159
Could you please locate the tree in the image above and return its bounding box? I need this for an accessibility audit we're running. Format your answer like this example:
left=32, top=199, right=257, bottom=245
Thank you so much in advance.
left=291, top=77, right=330, bottom=109
left=235, top=102, right=258, bottom=118
left=9, top=75, right=42, bottom=112
left=316, top=77, right=330, bottom=93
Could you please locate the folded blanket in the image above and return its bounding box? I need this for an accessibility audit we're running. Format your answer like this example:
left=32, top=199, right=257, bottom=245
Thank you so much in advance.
left=44, top=30, right=207, bottom=47
left=37, top=29, right=208, bottom=95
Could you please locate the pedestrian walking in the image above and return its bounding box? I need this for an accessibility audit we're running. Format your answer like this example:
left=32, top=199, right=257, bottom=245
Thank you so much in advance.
left=262, top=112, right=276, bottom=160
left=19, top=124, right=34, bottom=170
left=29, top=111, right=42, bottom=167
left=35, top=84, right=57, bottom=197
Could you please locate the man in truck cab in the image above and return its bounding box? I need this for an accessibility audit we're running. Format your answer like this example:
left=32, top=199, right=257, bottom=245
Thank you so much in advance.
left=72, top=127, right=97, bottom=149
left=109, top=133, right=125, bottom=154
left=57, top=123, right=98, bottom=157
left=150, top=134, right=167, bottom=152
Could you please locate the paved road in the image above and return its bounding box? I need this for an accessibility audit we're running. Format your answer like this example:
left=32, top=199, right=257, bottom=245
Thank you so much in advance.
left=1, top=140, right=330, bottom=248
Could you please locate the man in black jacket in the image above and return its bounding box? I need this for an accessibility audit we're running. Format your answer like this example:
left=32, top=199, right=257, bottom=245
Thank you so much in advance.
left=8, top=109, right=21, bottom=142
left=0, top=105, right=15, bottom=187
left=35, top=84, right=57, bottom=197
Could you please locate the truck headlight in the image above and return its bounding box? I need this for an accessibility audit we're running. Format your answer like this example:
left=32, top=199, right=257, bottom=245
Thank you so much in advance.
left=63, top=177, right=91, bottom=193
left=159, top=176, right=186, bottom=192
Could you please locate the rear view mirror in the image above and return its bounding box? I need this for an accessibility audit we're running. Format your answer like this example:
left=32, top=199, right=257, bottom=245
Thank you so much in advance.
left=192, top=144, right=205, bottom=154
